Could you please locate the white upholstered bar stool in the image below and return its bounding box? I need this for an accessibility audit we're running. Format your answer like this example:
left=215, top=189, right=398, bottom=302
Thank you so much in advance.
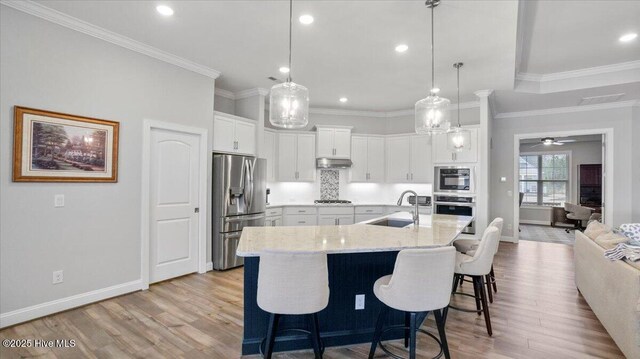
left=453, top=218, right=504, bottom=302
left=369, top=247, right=456, bottom=359
left=449, top=226, right=501, bottom=336
left=257, top=251, right=330, bottom=359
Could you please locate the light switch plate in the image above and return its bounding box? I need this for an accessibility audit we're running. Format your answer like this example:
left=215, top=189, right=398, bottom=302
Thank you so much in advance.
left=355, top=294, right=365, bottom=310
left=52, top=270, right=63, bottom=284
left=54, top=194, right=64, bottom=207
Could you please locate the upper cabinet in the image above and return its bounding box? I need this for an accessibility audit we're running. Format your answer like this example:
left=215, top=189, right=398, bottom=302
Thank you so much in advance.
left=386, top=135, right=433, bottom=183
left=277, top=133, right=316, bottom=182
left=433, top=127, right=478, bottom=164
left=315, top=126, right=352, bottom=159
left=350, top=135, right=385, bottom=182
left=263, top=130, right=276, bottom=182
left=213, top=113, right=256, bottom=156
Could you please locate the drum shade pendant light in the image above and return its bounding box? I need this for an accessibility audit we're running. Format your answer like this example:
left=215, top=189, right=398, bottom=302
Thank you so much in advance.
left=415, top=0, right=450, bottom=134
left=269, top=0, right=309, bottom=129
left=448, top=62, right=470, bottom=152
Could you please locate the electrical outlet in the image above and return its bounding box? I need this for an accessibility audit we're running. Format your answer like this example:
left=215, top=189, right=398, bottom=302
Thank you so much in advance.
left=52, top=270, right=63, bottom=284
left=54, top=194, right=65, bottom=208
left=355, top=294, right=365, bottom=310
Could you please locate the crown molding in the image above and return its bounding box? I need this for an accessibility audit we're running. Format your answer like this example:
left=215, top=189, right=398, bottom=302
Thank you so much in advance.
left=214, top=88, right=236, bottom=100
left=234, top=88, right=270, bottom=100
left=1, top=0, right=221, bottom=79
left=518, top=61, right=640, bottom=82
left=494, top=100, right=638, bottom=119
left=515, top=61, right=640, bottom=94
left=309, top=101, right=480, bottom=119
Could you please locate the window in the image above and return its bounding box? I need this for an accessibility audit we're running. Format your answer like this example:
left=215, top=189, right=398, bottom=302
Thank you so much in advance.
left=519, top=153, right=569, bottom=206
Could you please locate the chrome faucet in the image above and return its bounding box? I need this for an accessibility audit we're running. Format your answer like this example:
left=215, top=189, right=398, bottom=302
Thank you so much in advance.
left=397, top=190, right=419, bottom=226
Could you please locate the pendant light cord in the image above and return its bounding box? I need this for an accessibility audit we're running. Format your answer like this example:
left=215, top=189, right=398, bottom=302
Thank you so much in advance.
left=287, top=0, right=293, bottom=83
left=430, top=3, right=435, bottom=93
left=457, top=64, right=460, bottom=127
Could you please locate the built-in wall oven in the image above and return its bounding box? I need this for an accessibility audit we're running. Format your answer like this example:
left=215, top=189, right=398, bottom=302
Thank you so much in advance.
left=434, top=195, right=475, bottom=234
left=435, top=166, right=475, bottom=193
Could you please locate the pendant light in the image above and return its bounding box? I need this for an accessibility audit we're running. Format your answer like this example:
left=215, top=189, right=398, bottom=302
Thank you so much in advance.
left=269, top=0, right=309, bottom=129
left=449, top=62, right=470, bottom=151
left=415, top=0, right=450, bottom=135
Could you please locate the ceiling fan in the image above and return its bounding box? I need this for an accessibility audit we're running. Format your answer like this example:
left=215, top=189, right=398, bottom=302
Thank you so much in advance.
left=531, top=137, right=576, bottom=147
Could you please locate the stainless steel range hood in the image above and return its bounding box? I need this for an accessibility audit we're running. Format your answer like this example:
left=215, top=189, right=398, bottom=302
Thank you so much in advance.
left=316, top=158, right=353, bottom=169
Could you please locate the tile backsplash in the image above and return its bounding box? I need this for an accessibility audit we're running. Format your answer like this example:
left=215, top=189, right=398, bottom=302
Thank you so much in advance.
left=320, top=170, right=339, bottom=200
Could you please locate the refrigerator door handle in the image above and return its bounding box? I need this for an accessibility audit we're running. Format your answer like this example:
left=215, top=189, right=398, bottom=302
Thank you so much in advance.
left=225, top=214, right=265, bottom=223
left=244, top=159, right=254, bottom=211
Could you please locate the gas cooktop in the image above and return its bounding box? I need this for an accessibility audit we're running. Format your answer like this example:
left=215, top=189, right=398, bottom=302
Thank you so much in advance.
left=314, top=199, right=353, bottom=204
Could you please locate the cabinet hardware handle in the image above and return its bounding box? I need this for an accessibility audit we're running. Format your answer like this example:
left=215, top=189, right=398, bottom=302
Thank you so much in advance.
left=406, top=173, right=409, bottom=180
left=298, top=221, right=306, bottom=224
left=411, top=173, right=413, bottom=180
left=298, top=210, right=305, bottom=213
left=366, top=210, right=373, bottom=212
left=335, top=218, right=338, bottom=225
left=194, top=207, right=199, bottom=213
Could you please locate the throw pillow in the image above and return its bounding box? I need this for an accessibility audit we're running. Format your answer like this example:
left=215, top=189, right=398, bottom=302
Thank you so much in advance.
left=584, top=221, right=610, bottom=240
left=595, top=232, right=629, bottom=250
left=618, top=223, right=640, bottom=246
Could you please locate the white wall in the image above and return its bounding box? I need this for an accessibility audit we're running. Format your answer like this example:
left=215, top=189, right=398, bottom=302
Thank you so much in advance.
left=519, top=140, right=602, bottom=224
left=491, top=107, right=633, bottom=238
left=265, top=111, right=389, bottom=134
left=214, top=95, right=235, bottom=115
left=386, top=107, right=480, bottom=134
left=0, top=8, right=215, bottom=319
left=633, top=104, right=640, bottom=222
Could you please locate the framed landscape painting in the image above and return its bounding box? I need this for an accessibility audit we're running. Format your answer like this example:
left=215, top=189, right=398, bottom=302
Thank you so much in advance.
left=13, top=106, right=119, bottom=182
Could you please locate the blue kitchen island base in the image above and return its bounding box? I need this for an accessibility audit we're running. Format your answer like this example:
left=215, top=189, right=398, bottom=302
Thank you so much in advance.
left=242, top=251, right=409, bottom=355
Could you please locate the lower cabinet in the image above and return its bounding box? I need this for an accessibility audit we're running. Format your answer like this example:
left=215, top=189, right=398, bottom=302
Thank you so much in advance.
left=283, top=206, right=318, bottom=226
left=354, top=206, right=385, bottom=223
left=265, top=216, right=282, bottom=227
left=319, top=215, right=354, bottom=225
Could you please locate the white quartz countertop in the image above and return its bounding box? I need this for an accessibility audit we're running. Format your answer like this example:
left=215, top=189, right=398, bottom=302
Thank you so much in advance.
left=265, top=203, right=428, bottom=208
left=237, top=213, right=472, bottom=257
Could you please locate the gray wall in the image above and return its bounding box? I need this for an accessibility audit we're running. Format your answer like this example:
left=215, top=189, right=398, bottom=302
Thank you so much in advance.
left=214, top=94, right=235, bottom=115
left=519, top=140, right=602, bottom=223
left=0, top=8, right=215, bottom=314
left=634, top=105, right=640, bottom=222
left=491, top=107, right=633, bottom=238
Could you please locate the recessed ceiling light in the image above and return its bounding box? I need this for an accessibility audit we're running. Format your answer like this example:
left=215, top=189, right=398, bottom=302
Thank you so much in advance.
left=156, top=5, right=174, bottom=17
left=619, top=32, right=638, bottom=42
left=299, top=14, right=314, bottom=25
left=279, top=66, right=290, bottom=74
left=431, top=87, right=440, bottom=94
left=339, top=97, right=348, bottom=103
left=395, top=44, right=409, bottom=53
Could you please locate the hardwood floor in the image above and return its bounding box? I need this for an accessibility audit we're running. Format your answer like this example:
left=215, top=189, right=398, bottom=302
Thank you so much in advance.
left=1, top=241, right=625, bottom=358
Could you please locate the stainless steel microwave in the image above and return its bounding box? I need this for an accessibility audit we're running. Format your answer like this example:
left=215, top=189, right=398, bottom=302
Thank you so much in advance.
left=435, top=166, right=475, bottom=193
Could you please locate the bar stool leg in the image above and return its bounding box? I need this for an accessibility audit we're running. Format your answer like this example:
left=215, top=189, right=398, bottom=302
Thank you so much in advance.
left=478, top=276, right=493, bottom=336
left=308, top=314, right=322, bottom=359
left=409, top=312, right=417, bottom=359
left=472, top=276, right=482, bottom=316
left=264, top=313, right=280, bottom=359
left=368, top=305, right=389, bottom=359
left=434, top=309, right=451, bottom=359
left=404, top=312, right=410, bottom=348
left=490, top=265, right=497, bottom=293
left=485, top=274, right=494, bottom=303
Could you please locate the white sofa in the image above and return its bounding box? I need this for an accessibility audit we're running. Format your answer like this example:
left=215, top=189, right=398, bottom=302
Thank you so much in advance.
left=574, top=230, right=640, bottom=358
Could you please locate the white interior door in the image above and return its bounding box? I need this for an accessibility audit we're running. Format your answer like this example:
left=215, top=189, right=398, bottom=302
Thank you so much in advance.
left=149, top=128, right=200, bottom=283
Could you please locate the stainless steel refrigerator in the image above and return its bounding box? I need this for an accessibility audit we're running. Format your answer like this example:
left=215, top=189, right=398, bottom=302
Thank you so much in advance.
left=213, top=154, right=266, bottom=270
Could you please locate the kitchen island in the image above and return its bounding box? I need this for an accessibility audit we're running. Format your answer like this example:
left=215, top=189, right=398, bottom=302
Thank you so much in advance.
left=237, top=212, right=473, bottom=355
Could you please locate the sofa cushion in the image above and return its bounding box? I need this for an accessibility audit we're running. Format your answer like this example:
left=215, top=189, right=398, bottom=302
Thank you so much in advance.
left=584, top=221, right=609, bottom=240
left=619, top=223, right=640, bottom=245
left=595, top=232, right=629, bottom=250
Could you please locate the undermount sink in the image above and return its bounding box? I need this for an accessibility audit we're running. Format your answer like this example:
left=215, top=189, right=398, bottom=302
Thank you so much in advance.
left=366, top=218, right=413, bottom=228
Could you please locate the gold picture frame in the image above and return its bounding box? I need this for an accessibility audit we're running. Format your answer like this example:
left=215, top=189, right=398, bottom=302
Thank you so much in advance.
left=13, top=106, right=119, bottom=182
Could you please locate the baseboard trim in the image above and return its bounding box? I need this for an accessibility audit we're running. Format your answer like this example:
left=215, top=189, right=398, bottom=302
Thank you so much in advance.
left=206, top=261, right=213, bottom=271
left=501, top=236, right=517, bottom=243
left=0, top=279, right=142, bottom=328
left=520, top=220, right=551, bottom=225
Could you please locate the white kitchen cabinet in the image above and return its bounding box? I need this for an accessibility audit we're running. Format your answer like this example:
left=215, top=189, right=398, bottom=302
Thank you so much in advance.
left=386, top=135, right=432, bottom=183
left=410, top=135, right=433, bottom=182
left=433, top=127, right=478, bottom=164
left=213, top=114, right=256, bottom=155
left=315, top=126, right=352, bottom=159
left=318, top=206, right=354, bottom=225
left=277, top=133, right=316, bottom=182
left=350, top=136, right=385, bottom=182
left=386, top=136, right=411, bottom=182
left=283, top=214, right=318, bottom=226
left=354, top=206, right=385, bottom=223
left=263, top=130, right=276, bottom=182
left=265, top=216, right=282, bottom=227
